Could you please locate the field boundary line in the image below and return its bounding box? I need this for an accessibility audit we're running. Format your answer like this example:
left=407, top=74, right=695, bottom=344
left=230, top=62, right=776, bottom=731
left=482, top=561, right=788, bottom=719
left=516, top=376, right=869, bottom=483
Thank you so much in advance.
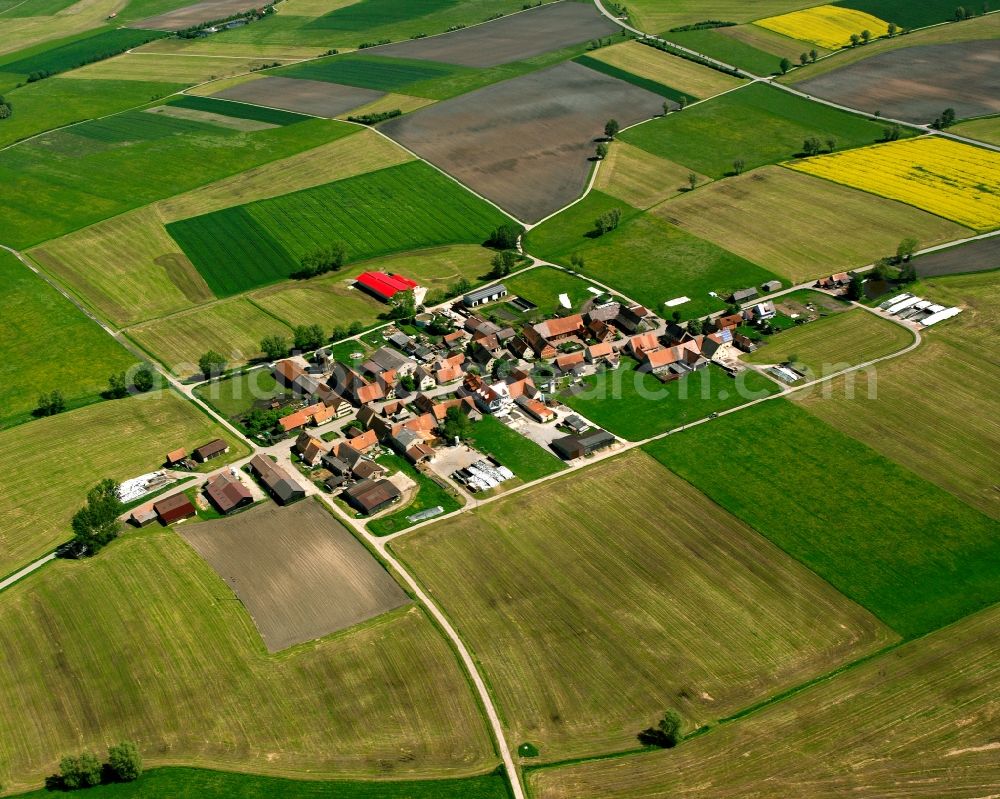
left=0, top=552, right=56, bottom=593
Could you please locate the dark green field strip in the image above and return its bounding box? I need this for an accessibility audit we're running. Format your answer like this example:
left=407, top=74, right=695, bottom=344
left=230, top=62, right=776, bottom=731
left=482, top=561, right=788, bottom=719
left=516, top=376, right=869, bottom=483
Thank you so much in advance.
left=167, top=94, right=311, bottom=125
left=664, top=28, right=784, bottom=75
left=645, top=400, right=1000, bottom=639
left=621, top=81, right=902, bottom=178
left=307, top=0, right=459, bottom=31
left=277, top=54, right=468, bottom=92
left=574, top=54, right=696, bottom=103
left=13, top=767, right=510, bottom=798
left=73, top=109, right=224, bottom=142
left=167, top=160, right=514, bottom=297
left=0, top=28, right=167, bottom=77
left=833, top=0, right=964, bottom=28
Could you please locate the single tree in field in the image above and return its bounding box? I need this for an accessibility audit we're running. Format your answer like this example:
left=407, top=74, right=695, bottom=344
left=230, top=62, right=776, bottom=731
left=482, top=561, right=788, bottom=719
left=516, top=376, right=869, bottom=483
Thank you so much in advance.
left=440, top=405, right=472, bottom=441
left=779, top=57, right=792, bottom=74
left=849, top=33, right=861, bottom=46
left=604, top=118, right=620, bottom=139
left=107, top=371, right=129, bottom=399
left=70, top=478, right=124, bottom=555
left=662, top=100, right=670, bottom=115
left=594, top=207, right=622, bottom=235
left=595, top=141, right=609, bottom=160
left=940, top=107, right=956, bottom=127
left=809, top=48, right=818, bottom=62
left=887, top=21, right=897, bottom=36
left=199, top=350, right=227, bottom=378
left=732, top=158, right=746, bottom=175
left=802, top=136, right=822, bottom=156
left=293, top=324, right=325, bottom=352
left=108, top=741, right=143, bottom=782
left=638, top=710, right=683, bottom=748
left=132, top=363, right=155, bottom=393
left=954, top=6, right=968, bottom=20
left=826, top=137, right=837, bottom=152
left=260, top=334, right=289, bottom=360
left=687, top=172, right=698, bottom=190
left=36, top=389, right=66, bottom=417
left=569, top=252, right=585, bottom=271
left=861, top=29, right=871, bottom=43
left=677, top=95, right=688, bottom=110
left=799, top=52, right=809, bottom=66
left=896, top=237, right=919, bottom=263
left=0, top=95, right=11, bottom=119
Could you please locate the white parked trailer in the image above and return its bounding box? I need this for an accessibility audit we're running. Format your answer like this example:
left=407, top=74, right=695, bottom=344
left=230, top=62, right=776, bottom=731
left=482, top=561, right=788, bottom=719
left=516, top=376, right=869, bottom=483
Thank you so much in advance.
left=887, top=296, right=922, bottom=315
left=920, top=307, right=962, bottom=326
left=879, top=293, right=911, bottom=310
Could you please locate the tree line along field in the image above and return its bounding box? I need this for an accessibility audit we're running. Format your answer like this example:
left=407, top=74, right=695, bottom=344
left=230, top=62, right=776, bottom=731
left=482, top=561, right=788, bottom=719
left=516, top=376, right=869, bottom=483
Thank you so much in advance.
left=29, top=129, right=413, bottom=328
left=15, top=767, right=512, bottom=799
left=792, top=270, right=1000, bottom=520
left=525, top=190, right=783, bottom=317
left=529, top=602, right=1000, bottom=799
left=0, top=390, right=245, bottom=579
left=0, top=110, right=351, bottom=249
left=166, top=160, right=514, bottom=297
left=393, top=451, right=896, bottom=763
left=645, top=400, right=1000, bottom=639
left=621, top=82, right=903, bottom=180
left=0, top=533, right=497, bottom=793
left=0, top=250, right=138, bottom=429
left=742, top=307, right=914, bottom=376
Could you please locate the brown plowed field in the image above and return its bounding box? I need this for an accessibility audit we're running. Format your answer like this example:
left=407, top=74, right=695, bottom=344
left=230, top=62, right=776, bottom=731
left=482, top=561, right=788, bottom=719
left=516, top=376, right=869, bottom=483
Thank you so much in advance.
left=796, top=40, right=1000, bottom=124
left=369, top=1, right=618, bottom=67
left=380, top=61, right=664, bottom=223
left=914, top=235, right=1000, bottom=277
left=213, top=76, right=385, bottom=118
left=180, top=500, right=409, bottom=651
left=130, top=0, right=265, bottom=31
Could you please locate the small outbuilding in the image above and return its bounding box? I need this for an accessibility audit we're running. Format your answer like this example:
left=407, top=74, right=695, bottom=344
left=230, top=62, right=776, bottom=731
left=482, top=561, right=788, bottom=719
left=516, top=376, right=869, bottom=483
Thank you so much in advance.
left=343, top=478, right=402, bottom=515
left=193, top=438, right=229, bottom=463
left=551, top=429, right=616, bottom=460
left=153, top=492, right=196, bottom=525
left=463, top=284, right=508, bottom=307
left=165, top=448, right=187, bottom=466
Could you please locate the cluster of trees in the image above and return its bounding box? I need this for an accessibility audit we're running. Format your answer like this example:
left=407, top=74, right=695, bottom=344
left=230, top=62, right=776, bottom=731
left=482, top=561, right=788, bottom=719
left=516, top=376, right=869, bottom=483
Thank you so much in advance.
left=439, top=405, right=474, bottom=441
left=243, top=407, right=284, bottom=438
left=880, top=123, right=902, bottom=141
left=387, top=288, right=417, bottom=321
left=669, top=20, right=735, bottom=32
left=347, top=109, right=402, bottom=125
left=638, top=710, right=683, bottom=748
left=847, top=237, right=920, bottom=299
left=51, top=741, right=141, bottom=791
left=176, top=4, right=274, bottom=38
left=70, top=479, right=124, bottom=556
left=487, top=224, right=520, bottom=250
left=801, top=136, right=836, bottom=156
left=35, top=390, right=66, bottom=417
left=332, top=320, right=366, bottom=342
left=847, top=29, right=874, bottom=47
left=199, top=350, right=227, bottom=378
left=797, top=49, right=819, bottom=66
left=259, top=324, right=326, bottom=360
left=594, top=207, right=623, bottom=236
left=490, top=249, right=517, bottom=278
left=26, top=69, right=53, bottom=83
left=931, top=107, right=957, bottom=129
left=0, top=95, right=11, bottom=119
left=107, top=363, right=156, bottom=399
left=357, top=38, right=391, bottom=48
left=294, top=244, right=345, bottom=280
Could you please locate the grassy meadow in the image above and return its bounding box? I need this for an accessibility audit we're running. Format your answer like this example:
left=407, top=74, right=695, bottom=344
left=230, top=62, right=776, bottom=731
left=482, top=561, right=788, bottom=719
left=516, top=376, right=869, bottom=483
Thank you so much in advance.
left=393, top=451, right=895, bottom=762
left=655, top=167, right=971, bottom=283
left=367, top=454, right=464, bottom=537
left=0, top=250, right=137, bottom=428
left=646, top=400, right=1000, bottom=638
left=562, top=361, right=779, bottom=441
left=833, top=0, right=972, bottom=28
left=624, top=0, right=822, bottom=32
left=0, top=390, right=245, bottom=577
left=742, top=308, right=915, bottom=375
left=663, top=28, right=789, bottom=74
left=595, top=141, right=709, bottom=210
left=526, top=191, right=781, bottom=317
left=502, top=266, right=604, bottom=317
left=621, top=82, right=901, bottom=178
left=167, top=161, right=513, bottom=297
left=792, top=270, right=1000, bottom=519
left=529, top=602, right=1000, bottom=799
left=464, top=415, right=566, bottom=483
left=276, top=53, right=470, bottom=93
left=0, top=533, right=496, bottom=793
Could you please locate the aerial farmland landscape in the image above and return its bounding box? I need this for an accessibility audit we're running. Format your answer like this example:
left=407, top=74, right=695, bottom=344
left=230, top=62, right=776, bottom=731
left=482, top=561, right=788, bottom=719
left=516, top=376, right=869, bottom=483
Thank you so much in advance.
left=0, top=0, right=997, bottom=796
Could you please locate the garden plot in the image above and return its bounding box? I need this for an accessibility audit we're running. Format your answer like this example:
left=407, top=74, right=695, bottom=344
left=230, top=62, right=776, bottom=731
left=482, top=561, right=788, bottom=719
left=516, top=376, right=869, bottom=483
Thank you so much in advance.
left=796, top=41, right=1000, bottom=124
left=213, top=76, right=385, bottom=118
left=180, top=501, right=409, bottom=651
left=368, top=1, right=618, bottom=67
left=130, top=0, right=266, bottom=31
left=380, top=61, right=665, bottom=223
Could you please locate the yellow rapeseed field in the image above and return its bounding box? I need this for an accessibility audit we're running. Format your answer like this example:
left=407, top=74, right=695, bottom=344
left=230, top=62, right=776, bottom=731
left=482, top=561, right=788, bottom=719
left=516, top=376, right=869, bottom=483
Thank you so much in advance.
left=756, top=5, right=892, bottom=49
left=787, top=137, right=1000, bottom=232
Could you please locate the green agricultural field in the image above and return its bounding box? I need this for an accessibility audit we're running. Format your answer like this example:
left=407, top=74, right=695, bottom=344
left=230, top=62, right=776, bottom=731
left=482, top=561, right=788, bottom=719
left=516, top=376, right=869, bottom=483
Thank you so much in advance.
left=502, top=266, right=605, bottom=318
left=574, top=55, right=692, bottom=103
left=525, top=191, right=781, bottom=317
left=464, top=415, right=566, bottom=483
left=0, top=533, right=496, bottom=793
left=194, top=368, right=290, bottom=422
left=529, top=602, right=1000, bottom=799
left=563, top=361, right=779, bottom=441
left=663, top=28, right=787, bottom=74
left=0, top=28, right=167, bottom=78
left=14, top=767, right=511, bottom=799
left=167, top=161, right=513, bottom=297
left=655, top=166, right=971, bottom=283
left=276, top=53, right=469, bottom=93
left=0, top=112, right=351, bottom=249
left=0, top=390, right=245, bottom=578
left=625, top=0, right=822, bottom=33
left=743, top=308, right=914, bottom=376
left=0, top=77, right=183, bottom=148
left=367, top=454, right=464, bottom=536
left=393, top=451, right=894, bottom=762
left=621, top=82, right=899, bottom=178
left=793, top=271, right=1000, bottom=519
left=166, top=94, right=311, bottom=125
left=646, top=400, right=1000, bottom=638
left=594, top=141, right=708, bottom=210
left=950, top=115, right=1000, bottom=147
left=0, top=250, right=137, bottom=429
left=833, top=0, right=966, bottom=28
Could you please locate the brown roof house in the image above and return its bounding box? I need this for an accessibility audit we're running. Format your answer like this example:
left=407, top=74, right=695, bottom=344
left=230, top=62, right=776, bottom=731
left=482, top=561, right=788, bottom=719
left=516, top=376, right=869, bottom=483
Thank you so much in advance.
left=153, top=492, right=196, bottom=525
left=205, top=472, right=253, bottom=514
left=344, top=478, right=402, bottom=515
left=249, top=455, right=306, bottom=505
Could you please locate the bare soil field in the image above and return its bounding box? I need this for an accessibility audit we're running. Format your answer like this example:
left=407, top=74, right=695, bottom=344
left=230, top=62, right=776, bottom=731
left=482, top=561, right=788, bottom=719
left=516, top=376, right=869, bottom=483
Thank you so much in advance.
left=130, top=0, right=266, bottom=31
left=179, top=500, right=409, bottom=651
left=369, top=1, right=617, bottom=67
left=380, top=61, right=664, bottom=223
left=796, top=40, right=1000, bottom=124
left=914, top=235, right=1000, bottom=277
left=213, top=76, right=385, bottom=118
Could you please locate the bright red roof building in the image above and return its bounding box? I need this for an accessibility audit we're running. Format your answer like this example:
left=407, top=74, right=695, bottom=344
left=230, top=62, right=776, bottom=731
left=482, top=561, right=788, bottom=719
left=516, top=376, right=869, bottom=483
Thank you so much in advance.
left=356, top=272, right=419, bottom=302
